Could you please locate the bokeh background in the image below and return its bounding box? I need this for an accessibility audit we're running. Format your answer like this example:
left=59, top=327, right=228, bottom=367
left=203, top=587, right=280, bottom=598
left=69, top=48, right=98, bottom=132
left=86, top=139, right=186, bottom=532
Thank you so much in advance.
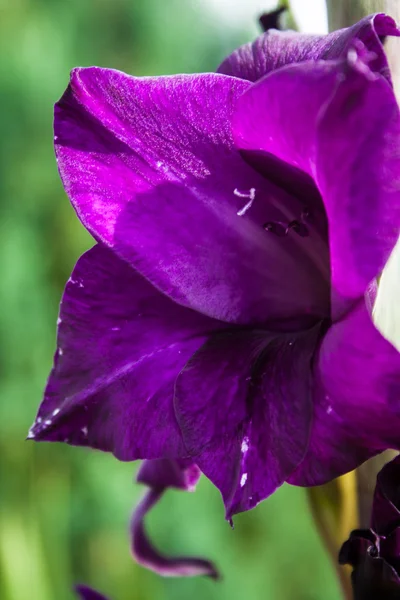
left=0, top=1, right=339, bottom=599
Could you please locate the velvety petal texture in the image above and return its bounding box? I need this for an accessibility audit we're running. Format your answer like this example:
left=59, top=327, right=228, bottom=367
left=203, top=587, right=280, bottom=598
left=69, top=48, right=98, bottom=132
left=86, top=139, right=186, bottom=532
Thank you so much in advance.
left=54, top=67, right=330, bottom=327
left=218, top=13, right=400, bottom=83
left=132, top=459, right=218, bottom=578
left=290, top=303, right=400, bottom=486
left=233, top=48, right=400, bottom=308
left=30, top=244, right=225, bottom=459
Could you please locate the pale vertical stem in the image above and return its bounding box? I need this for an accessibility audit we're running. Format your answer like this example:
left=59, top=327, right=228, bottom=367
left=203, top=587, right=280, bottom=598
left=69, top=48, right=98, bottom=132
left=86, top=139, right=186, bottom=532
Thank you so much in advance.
left=307, top=472, right=357, bottom=600
left=326, top=0, right=400, bottom=528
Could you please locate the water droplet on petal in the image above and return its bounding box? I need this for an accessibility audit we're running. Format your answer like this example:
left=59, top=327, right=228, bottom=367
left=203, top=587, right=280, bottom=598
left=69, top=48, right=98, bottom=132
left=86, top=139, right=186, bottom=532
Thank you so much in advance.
left=241, top=437, right=249, bottom=453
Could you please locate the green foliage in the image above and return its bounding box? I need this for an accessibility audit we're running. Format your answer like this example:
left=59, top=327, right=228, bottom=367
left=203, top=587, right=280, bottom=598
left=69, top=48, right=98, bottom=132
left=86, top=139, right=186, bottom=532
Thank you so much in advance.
left=0, top=1, right=340, bottom=598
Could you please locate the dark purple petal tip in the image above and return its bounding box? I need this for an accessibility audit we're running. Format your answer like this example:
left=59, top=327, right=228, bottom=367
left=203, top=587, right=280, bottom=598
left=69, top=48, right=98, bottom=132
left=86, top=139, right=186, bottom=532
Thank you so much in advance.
left=339, top=457, right=400, bottom=599
left=75, top=584, right=110, bottom=600
left=372, top=455, right=400, bottom=535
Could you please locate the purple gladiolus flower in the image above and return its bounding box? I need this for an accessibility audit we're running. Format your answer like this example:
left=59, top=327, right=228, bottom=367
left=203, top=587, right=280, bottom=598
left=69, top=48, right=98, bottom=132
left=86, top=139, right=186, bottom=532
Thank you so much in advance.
left=30, top=12, right=400, bottom=578
left=339, top=455, right=400, bottom=599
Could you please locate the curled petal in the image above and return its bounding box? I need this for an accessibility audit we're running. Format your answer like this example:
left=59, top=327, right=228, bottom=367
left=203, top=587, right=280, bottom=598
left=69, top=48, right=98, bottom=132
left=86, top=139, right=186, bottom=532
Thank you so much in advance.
left=218, top=13, right=399, bottom=83
left=75, top=585, right=110, bottom=600
left=131, top=459, right=219, bottom=578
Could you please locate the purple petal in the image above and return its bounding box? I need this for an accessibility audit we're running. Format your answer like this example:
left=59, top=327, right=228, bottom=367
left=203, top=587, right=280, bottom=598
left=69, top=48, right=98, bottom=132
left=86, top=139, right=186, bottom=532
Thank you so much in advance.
left=75, top=585, right=110, bottom=600
left=371, top=455, right=400, bottom=535
left=131, top=459, right=219, bottom=578
left=54, top=68, right=330, bottom=327
left=339, top=530, right=400, bottom=597
left=30, top=244, right=225, bottom=459
left=233, top=50, right=400, bottom=313
left=175, top=328, right=320, bottom=518
left=289, top=302, right=400, bottom=487
left=218, top=13, right=399, bottom=83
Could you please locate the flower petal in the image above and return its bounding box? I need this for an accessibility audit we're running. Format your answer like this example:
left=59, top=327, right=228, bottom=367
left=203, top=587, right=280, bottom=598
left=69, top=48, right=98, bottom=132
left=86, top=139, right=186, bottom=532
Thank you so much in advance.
left=289, top=302, right=400, bottom=487
left=54, top=68, right=330, bottom=327
left=233, top=50, right=400, bottom=310
left=339, top=530, right=400, bottom=599
left=75, top=585, right=110, bottom=600
left=371, top=455, right=400, bottom=535
left=175, top=327, right=320, bottom=518
left=218, top=13, right=399, bottom=83
left=131, top=459, right=219, bottom=578
left=30, top=244, right=223, bottom=459
left=339, top=529, right=400, bottom=600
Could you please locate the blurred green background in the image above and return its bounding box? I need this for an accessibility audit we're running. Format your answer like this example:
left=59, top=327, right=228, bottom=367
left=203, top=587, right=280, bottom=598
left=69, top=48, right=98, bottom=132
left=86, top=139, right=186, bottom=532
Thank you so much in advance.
left=0, top=1, right=340, bottom=599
